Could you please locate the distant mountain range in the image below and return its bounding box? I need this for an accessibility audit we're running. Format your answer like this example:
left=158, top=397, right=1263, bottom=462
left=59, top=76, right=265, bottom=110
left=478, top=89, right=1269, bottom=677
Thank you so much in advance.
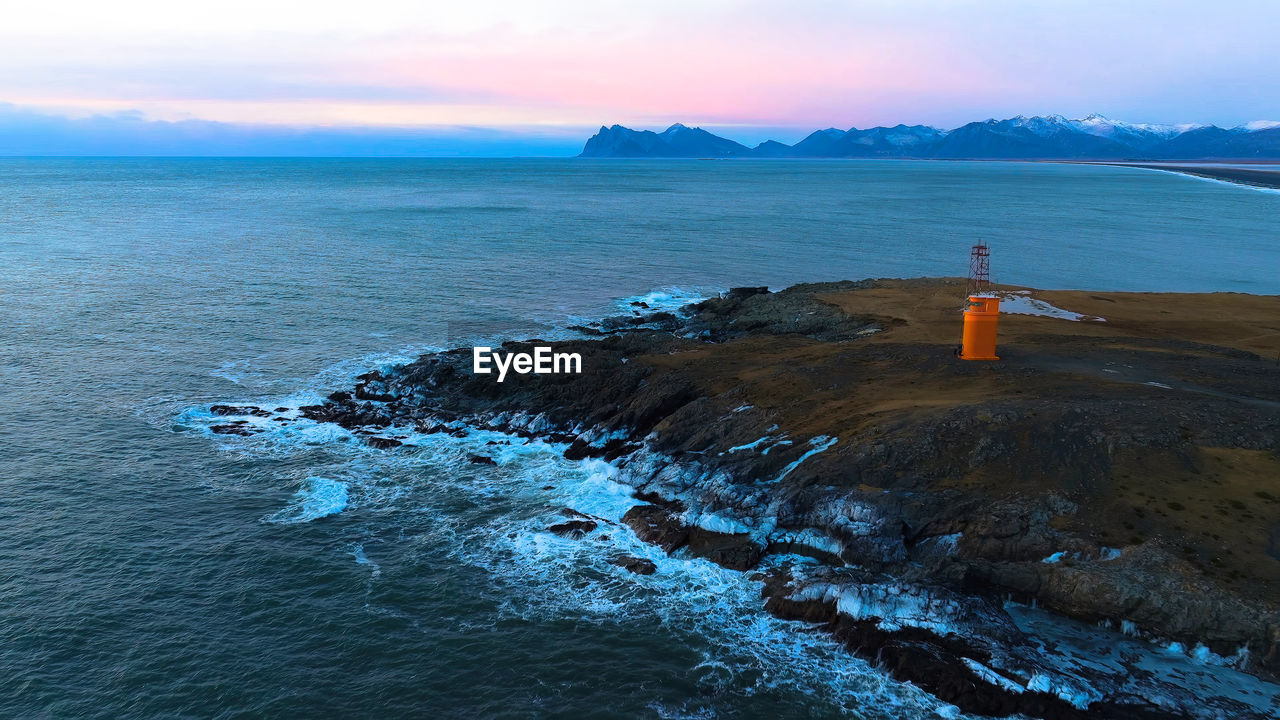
left=579, top=115, right=1280, bottom=160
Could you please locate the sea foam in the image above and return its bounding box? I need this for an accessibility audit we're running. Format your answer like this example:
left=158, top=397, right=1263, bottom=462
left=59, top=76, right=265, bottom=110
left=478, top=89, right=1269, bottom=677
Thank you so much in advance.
left=266, top=476, right=350, bottom=524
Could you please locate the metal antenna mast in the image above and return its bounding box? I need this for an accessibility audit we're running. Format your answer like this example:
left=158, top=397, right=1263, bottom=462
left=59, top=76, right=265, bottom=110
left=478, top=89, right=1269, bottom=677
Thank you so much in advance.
left=968, top=242, right=991, bottom=296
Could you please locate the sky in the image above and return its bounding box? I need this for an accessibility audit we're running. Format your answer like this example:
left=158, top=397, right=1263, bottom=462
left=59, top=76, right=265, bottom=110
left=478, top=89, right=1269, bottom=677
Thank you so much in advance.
left=3, top=0, right=1280, bottom=155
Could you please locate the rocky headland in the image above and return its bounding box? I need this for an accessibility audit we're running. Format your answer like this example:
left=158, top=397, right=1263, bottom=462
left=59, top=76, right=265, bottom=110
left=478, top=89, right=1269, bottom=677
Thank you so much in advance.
left=250, top=278, right=1280, bottom=718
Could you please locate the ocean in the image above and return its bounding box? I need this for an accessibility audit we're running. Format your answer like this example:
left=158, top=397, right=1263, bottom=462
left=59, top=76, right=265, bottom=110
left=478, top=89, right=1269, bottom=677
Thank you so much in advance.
left=2, top=158, right=1277, bottom=719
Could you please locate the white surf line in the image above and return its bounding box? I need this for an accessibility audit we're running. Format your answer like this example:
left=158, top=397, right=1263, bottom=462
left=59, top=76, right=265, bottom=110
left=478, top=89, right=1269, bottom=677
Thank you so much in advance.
left=191, top=409, right=959, bottom=715
left=185, top=396, right=1277, bottom=717
left=614, top=287, right=716, bottom=314
left=1102, top=163, right=1280, bottom=196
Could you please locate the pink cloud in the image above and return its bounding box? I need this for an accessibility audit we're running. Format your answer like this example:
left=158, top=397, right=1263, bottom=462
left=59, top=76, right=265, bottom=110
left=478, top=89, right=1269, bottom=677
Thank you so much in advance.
left=371, top=23, right=998, bottom=127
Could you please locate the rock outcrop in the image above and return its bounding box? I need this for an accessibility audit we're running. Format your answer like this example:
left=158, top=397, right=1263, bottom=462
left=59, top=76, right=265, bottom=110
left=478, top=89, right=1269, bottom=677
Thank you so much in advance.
left=297, top=278, right=1280, bottom=718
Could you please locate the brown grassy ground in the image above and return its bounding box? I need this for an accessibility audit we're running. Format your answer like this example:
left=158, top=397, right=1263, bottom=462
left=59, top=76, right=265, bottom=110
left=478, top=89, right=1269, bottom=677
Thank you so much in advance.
left=640, top=278, right=1280, bottom=601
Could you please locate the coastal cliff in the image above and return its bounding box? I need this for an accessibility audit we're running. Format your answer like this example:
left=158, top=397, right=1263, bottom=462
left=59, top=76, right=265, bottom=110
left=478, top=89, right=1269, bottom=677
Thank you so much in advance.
left=261, top=279, right=1279, bottom=718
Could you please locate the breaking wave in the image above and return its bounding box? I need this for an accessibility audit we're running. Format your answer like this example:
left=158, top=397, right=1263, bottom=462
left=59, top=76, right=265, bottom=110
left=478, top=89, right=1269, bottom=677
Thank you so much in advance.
left=168, top=374, right=969, bottom=718
left=613, top=287, right=718, bottom=315
left=266, top=476, right=350, bottom=524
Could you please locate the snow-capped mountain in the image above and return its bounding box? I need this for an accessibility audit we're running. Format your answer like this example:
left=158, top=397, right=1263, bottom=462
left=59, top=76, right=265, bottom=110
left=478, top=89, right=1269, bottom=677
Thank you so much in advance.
left=1070, top=113, right=1191, bottom=139
left=579, top=115, right=1280, bottom=159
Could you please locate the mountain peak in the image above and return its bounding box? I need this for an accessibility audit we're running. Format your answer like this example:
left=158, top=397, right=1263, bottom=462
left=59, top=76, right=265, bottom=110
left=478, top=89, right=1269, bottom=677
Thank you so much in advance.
left=579, top=122, right=749, bottom=158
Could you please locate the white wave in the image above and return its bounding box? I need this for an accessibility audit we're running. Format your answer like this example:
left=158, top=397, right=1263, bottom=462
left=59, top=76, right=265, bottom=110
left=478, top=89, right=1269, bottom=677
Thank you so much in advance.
left=613, top=287, right=716, bottom=315
left=311, top=344, right=443, bottom=389
left=180, top=398, right=963, bottom=716
left=266, top=476, right=349, bottom=524
left=350, top=543, right=382, bottom=578
left=177, top=360, right=1280, bottom=717
left=1125, top=165, right=1280, bottom=196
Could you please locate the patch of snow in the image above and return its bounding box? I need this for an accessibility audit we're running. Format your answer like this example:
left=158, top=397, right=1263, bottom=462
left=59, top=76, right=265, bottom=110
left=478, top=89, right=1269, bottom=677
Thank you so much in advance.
left=962, top=658, right=1025, bottom=694
left=773, top=436, right=837, bottom=483
left=761, top=438, right=792, bottom=456
left=685, top=510, right=753, bottom=536
left=996, top=291, right=1104, bottom=322
left=1043, top=547, right=1121, bottom=564
left=726, top=436, right=773, bottom=454
left=1008, top=602, right=1280, bottom=716
left=1026, top=673, right=1099, bottom=710
left=929, top=532, right=963, bottom=554
left=767, top=528, right=844, bottom=556
left=1069, top=114, right=1188, bottom=139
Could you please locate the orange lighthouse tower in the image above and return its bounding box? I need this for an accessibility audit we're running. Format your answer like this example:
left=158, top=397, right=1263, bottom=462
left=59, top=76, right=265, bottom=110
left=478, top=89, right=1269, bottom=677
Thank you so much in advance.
left=960, top=243, right=1000, bottom=361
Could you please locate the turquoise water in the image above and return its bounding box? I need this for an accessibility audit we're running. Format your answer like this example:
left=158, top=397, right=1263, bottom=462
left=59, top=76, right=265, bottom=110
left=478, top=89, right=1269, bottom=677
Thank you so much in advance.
left=1, top=159, right=1277, bottom=719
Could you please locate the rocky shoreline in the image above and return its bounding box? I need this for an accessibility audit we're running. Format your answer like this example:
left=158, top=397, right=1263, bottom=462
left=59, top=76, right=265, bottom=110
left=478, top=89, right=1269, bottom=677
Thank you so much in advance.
left=226, top=279, right=1280, bottom=718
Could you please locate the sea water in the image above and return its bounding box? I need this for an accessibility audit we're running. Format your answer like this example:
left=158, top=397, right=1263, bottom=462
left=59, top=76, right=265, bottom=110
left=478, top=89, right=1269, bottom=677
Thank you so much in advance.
left=1, top=158, right=1277, bottom=719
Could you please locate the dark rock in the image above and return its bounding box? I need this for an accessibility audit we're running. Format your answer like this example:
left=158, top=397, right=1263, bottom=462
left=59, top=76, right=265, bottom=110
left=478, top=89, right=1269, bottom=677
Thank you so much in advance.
left=354, top=385, right=395, bottom=402
left=563, top=439, right=595, bottom=461
left=547, top=519, right=597, bottom=538
left=326, top=391, right=352, bottom=403
left=685, top=527, right=765, bottom=570
left=209, top=404, right=269, bottom=417
left=602, top=438, right=641, bottom=462
left=725, top=286, right=770, bottom=301
left=468, top=454, right=497, bottom=466
left=609, top=554, right=657, bottom=575
left=210, top=423, right=256, bottom=436
left=634, top=490, right=686, bottom=512
left=365, top=436, right=402, bottom=449
left=621, top=505, right=690, bottom=552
